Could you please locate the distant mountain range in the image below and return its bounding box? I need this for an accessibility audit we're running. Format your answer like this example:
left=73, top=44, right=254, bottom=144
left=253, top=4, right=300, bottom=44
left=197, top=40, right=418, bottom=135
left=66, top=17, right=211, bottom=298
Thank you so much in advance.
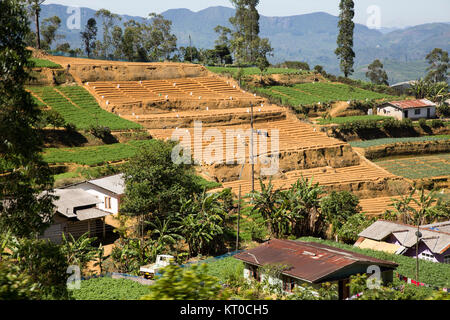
left=37, top=4, right=450, bottom=83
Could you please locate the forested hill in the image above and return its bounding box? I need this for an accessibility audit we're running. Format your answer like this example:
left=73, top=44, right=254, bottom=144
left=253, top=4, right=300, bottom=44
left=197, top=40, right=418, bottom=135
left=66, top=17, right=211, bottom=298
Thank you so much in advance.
left=38, top=4, right=450, bottom=81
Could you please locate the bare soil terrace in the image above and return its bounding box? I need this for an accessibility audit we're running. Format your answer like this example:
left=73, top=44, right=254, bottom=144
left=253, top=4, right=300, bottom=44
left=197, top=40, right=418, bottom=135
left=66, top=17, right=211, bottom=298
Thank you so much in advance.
left=40, top=53, right=411, bottom=203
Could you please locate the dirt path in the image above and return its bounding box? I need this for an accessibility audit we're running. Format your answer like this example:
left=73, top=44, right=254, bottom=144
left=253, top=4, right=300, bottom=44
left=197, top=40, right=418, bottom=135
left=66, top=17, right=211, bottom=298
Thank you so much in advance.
left=329, top=101, right=349, bottom=117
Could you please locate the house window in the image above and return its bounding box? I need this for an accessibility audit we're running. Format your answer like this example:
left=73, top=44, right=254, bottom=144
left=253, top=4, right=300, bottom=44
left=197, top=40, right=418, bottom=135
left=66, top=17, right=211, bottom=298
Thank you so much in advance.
left=414, top=109, right=421, bottom=115
left=420, top=252, right=434, bottom=262
left=444, top=256, right=450, bottom=264
left=105, top=196, right=111, bottom=209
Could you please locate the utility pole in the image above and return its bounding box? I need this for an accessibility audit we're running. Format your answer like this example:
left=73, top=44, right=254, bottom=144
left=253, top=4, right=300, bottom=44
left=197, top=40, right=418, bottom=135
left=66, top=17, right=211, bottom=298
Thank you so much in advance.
left=250, top=103, right=255, bottom=198
left=236, top=185, right=241, bottom=251
left=415, top=221, right=422, bottom=283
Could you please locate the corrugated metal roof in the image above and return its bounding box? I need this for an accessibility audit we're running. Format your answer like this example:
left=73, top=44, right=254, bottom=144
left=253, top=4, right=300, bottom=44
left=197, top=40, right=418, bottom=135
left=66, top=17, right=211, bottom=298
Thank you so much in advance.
left=387, top=99, right=436, bottom=110
left=87, top=174, right=125, bottom=195
left=234, top=239, right=397, bottom=283
left=423, top=221, right=450, bottom=234
left=52, top=189, right=101, bottom=217
left=357, top=238, right=404, bottom=254
left=359, top=220, right=450, bottom=254
left=76, top=208, right=110, bottom=221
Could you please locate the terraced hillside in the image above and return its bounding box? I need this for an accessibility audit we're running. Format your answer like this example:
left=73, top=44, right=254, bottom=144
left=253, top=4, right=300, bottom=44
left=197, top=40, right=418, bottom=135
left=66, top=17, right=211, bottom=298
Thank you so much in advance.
left=40, top=53, right=410, bottom=204
left=84, top=76, right=264, bottom=114
left=27, top=85, right=141, bottom=130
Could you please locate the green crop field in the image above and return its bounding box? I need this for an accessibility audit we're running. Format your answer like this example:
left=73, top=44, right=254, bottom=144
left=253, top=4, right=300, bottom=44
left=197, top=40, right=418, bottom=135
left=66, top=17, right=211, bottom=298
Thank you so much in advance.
left=317, top=115, right=388, bottom=125
left=350, top=135, right=450, bottom=148
left=43, top=140, right=158, bottom=165
left=27, top=85, right=141, bottom=130
left=256, top=82, right=396, bottom=106
left=70, top=277, right=152, bottom=300
left=29, top=57, right=62, bottom=69
left=374, top=154, right=450, bottom=179
left=207, top=66, right=306, bottom=76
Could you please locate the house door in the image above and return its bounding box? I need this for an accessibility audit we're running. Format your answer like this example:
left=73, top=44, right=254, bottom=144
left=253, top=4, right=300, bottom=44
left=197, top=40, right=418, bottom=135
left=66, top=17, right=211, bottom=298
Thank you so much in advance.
left=427, top=108, right=430, bottom=118
left=404, top=110, right=408, bottom=119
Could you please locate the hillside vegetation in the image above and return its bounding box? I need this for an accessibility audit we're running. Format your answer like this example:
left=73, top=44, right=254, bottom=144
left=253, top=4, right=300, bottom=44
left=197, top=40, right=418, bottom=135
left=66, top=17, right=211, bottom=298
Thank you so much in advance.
left=255, top=82, right=396, bottom=106
left=27, top=85, right=142, bottom=130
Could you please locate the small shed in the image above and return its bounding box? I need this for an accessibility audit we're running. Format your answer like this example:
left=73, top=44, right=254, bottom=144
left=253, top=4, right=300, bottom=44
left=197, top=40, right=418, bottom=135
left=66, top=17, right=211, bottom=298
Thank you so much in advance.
left=234, top=239, right=398, bottom=299
left=377, top=99, right=436, bottom=120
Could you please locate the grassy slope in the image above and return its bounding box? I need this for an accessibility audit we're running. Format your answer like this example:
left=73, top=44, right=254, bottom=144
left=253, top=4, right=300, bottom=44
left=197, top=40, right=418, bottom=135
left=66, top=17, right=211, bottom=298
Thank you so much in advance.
left=29, top=57, right=62, bottom=69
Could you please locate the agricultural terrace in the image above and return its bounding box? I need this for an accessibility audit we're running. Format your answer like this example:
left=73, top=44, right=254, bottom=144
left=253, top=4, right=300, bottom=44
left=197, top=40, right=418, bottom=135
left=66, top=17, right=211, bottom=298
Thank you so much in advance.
left=43, top=140, right=157, bottom=166
left=349, top=135, right=450, bottom=148
left=374, top=154, right=450, bottom=179
left=27, top=85, right=142, bottom=130
left=317, top=115, right=388, bottom=125
left=29, top=57, right=62, bottom=69
left=207, top=66, right=306, bottom=76
left=255, top=82, right=397, bottom=106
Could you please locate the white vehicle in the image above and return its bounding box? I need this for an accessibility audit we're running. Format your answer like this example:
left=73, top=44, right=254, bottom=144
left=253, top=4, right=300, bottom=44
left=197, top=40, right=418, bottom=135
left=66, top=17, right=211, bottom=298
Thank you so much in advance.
left=139, top=255, right=175, bottom=279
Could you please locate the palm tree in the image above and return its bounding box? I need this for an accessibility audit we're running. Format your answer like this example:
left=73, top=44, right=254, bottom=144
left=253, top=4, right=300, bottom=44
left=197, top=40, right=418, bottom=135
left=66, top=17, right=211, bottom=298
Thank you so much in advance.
left=178, top=191, right=227, bottom=257
left=147, top=216, right=183, bottom=254
left=249, top=178, right=289, bottom=238
left=385, top=186, right=443, bottom=225
left=61, top=232, right=98, bottom=271
left=286, top=177, right=325, bottom=237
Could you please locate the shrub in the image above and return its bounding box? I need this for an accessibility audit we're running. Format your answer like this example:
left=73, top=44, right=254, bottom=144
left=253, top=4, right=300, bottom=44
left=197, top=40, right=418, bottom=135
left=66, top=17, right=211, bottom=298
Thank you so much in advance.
left=431, top=119, right=444, bottom=128
left=400, top=118, right=413, bottom=128
left=64, top=122, right=77, bottom=132
left=437, top=104, right=450, bottom=118
left=418, top=118, right=428, bottom=129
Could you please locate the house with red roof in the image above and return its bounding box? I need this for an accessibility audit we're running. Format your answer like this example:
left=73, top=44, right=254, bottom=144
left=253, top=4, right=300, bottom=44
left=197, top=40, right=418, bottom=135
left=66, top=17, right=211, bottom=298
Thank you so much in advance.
left=377, top=99, right=436, bottom=120
left=234, top=239, right=398, bottom=299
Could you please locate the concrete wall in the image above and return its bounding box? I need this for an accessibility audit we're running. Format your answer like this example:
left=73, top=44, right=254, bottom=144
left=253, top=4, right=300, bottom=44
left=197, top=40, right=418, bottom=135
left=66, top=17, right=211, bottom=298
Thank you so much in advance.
left=377, top=106, right=436, bottom=120
left=377, top=106, right=403, bottom=120
left=74, top=184, right=120, bottom=215
left=388, top=234, right=449, bottom=263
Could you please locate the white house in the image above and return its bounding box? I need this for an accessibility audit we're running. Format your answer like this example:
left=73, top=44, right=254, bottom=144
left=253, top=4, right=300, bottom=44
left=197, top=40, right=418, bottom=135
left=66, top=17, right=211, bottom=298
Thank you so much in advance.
left=39, top=188, right=113, bottom=243
left=40, top=174, right=126, bottom=243
left=377, top=99, right=436, bottom=120
left=66, top=174, right=125, bottom=215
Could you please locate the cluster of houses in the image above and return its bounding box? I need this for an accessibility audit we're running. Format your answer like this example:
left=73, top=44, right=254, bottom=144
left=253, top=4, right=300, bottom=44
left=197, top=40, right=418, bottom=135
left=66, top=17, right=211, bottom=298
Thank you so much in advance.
left=232, top=219, right=449, bottom=299
left=39, top=173, right=449, bottom=298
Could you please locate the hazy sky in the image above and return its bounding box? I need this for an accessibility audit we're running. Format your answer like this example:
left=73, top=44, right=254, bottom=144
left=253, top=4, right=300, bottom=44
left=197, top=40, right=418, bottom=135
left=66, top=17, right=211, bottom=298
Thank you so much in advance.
left=45, top=0, right=450, bottom=28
